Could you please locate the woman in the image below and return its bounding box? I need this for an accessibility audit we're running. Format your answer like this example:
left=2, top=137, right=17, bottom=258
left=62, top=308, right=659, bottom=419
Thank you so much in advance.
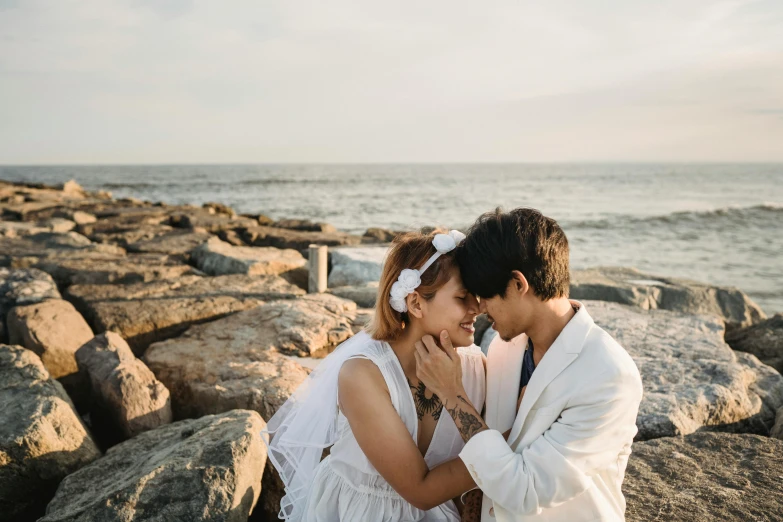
left=265, top=229, right=485, bottom=521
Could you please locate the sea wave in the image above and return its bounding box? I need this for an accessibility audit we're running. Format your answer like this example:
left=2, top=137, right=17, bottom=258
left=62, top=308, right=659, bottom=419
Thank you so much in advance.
left=100, top=177, right=335, bottom=191
left=565, top=204, right=783, bottom=231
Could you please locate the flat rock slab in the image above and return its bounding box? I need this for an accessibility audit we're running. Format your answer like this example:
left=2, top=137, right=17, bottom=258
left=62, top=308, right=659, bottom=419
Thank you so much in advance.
left=40, top=410, right=268, bottom=522
left=126, top=229, right=213, bottom=257
left=191, top=236, right=306, bottom=276
left=144, top=294, right=356, bottom=421
left=587, top=300, right=783, bottom=440
left=328, top=246, right=388, bottom=287
left=240, top=225, right=362, bottom=251
left=725, top=313, right=783, bottom=374
left=0, top=345, right=101, bottom=521
left=76, top=332, right=172, bottom=444
left=571, top=267, right=766, bottom=329
left=78, top=223, right=175, bottom=248
left=35, top=252, right=197, bottom=286
left=0, top=232, right=125, bottom=267
left=66, top=274, right=305, bottom=355
left=327, top=282, right=379, bottom=308
left=0, top=267, right=61, bottom=342
left=624, top=433, right=783, bottom=522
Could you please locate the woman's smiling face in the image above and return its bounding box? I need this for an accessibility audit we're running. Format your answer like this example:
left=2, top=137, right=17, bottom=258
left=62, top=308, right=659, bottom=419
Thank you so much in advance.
left=418, top=266, right=480, bottom=348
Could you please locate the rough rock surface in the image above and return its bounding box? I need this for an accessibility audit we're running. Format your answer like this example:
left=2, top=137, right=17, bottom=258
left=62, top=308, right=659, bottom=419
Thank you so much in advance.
left=76, top=332, right=172, bottom=443
left=571, top=267, right=766, bottom=329
left=272, top=218, right=336, bottom=233
left=66, top=274, right=305, bottom=354
left=725, top=313, right=783, bottom=373
left=328, top=282, right=379, bottom=308
left=328, top=246, right=388, bottom=287
left=0, top=345, right=101, bottom=520
left=169, top=210, right=256, bottom=233
left=191, top=237, right=306, bottom=276
left=772, top=407, right=783, bottom=439
left=7, top=299, right=94, bottom=407
left=35, top=252, right=196, bottom=286
left=240, top=225, right=362, bottom=251
left=40, top=410, right=268, bottom=522
left=624, top=433, right=783, bottom=522
left=362, top=227, right=400, bottom=243
left=0, top=267, right=61, bottom=342
left=587, top=300, right=783, bottom=440
left=144, top=295, right=355, bottom=420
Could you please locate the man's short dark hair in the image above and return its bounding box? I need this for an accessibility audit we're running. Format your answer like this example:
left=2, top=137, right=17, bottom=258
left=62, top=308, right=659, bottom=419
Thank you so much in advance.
left=456, top=207, right=570, bottom=300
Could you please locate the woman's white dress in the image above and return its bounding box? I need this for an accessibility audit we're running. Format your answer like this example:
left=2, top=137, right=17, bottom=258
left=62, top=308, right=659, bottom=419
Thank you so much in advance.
left=302, top=339, right=486, bottom=522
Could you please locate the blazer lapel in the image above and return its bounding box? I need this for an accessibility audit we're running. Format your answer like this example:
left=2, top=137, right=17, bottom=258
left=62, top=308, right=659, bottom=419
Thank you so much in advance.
left=485, top=333, right=526, bottom=432
left=507, top=302, right=594, bottom=448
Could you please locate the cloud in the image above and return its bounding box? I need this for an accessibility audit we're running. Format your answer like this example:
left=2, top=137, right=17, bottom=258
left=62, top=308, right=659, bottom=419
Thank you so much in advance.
left=0, top=0, right=782, bottom=163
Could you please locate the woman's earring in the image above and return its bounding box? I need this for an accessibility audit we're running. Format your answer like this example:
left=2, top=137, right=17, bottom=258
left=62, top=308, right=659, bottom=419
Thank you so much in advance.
left=401, top=321, right=406, bottom=330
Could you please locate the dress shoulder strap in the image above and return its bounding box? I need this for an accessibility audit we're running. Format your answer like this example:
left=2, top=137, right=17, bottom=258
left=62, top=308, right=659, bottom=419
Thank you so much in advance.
left=346, top=339, right=406, bottom=417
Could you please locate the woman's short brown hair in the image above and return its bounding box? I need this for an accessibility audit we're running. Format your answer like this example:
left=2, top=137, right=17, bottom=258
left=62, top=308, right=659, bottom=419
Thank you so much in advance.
left=366, top=229, right=457, bottom=342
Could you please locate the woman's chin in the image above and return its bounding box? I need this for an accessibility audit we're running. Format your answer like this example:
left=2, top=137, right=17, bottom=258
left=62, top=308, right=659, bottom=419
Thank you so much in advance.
left=451, top=330, right=474, bottom=348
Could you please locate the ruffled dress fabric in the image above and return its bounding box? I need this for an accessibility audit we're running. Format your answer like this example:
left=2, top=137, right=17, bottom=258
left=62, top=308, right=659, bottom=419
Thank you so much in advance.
left=302, top=341, right=486, bottom=522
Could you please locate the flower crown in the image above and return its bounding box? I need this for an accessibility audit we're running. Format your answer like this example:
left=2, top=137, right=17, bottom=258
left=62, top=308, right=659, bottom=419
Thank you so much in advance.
left=389, top=230, right=466, bottom=313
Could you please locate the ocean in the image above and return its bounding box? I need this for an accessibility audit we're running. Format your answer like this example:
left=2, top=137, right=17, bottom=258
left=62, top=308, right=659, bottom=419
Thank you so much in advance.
left=2, top=163, right=782, bottom=314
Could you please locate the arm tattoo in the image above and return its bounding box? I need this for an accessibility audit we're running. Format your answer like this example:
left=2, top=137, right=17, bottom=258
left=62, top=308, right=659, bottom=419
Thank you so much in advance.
left=445, top=394, right=488, bottom=442
left=461, top=490, right=483, bottom=522
left=407, top=378, right=443, bottom=421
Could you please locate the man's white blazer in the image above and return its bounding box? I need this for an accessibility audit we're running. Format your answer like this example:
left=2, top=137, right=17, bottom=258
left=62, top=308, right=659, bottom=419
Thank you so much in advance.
left=460, top=301, right=643, bottom=522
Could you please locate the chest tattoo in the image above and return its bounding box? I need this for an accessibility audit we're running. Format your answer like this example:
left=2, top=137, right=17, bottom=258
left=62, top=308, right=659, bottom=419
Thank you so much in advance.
left=407, top=378, right=442, bottom=421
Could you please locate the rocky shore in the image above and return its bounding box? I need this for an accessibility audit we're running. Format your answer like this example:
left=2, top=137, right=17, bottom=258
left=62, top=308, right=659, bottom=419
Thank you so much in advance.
left=1, top=179, right=781, bottom=521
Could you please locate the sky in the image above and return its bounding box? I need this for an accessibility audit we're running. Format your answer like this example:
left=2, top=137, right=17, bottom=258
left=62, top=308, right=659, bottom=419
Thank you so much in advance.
left=1, top=0, right=782, bottom=164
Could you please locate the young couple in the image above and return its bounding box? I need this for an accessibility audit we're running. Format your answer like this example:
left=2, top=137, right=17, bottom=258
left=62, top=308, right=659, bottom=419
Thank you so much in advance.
left=266, top=208, right=643, bottom=522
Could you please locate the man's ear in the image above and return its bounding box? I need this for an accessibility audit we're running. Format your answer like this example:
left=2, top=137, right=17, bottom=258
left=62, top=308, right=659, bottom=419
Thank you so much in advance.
left=407, top=291, right=424, bottom=319
left=509, top=270, right=530, bottom=296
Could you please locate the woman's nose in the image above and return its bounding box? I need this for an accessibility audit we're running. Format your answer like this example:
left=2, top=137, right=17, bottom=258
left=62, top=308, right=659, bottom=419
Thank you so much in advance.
left=468, top=295, right=480, bottom=314
left=478, top=299, right=487, bottom=314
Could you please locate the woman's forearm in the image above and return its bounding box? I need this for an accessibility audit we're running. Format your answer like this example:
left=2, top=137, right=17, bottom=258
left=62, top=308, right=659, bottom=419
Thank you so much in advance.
left=408, top=457, right=476, bottom=511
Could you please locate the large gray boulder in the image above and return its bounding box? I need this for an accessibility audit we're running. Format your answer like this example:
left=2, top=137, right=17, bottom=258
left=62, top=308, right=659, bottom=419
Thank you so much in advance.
left=725, top=313, right=783, bottom=373
left=0, top=345, right=101, bottom=520
left=7, top=299, right=94, bottom=407
left=624, top=433, right=783, bottom=522
left=328, top=246, right=388, bottom=287
left=328, top=281, right=379, bottom=308
left=7, top=299, right=93, bottom=380
left=0, top=267, right=61, bottom=342
left=587, top=300, right=783, bottom=440
left=66, top=274, right=305, bottom=354
left=571, top=267, right=766, bottom=330
left=76, top=332, right=172, bottom=444
left=144, top=294, right=356, bottom=421
left=40, top=410, right=268, bottom=522
left=191, top=237, right=306, bottom=277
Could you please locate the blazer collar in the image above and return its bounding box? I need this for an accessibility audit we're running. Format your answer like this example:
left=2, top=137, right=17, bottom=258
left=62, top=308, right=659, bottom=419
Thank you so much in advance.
left=507, top=301, right=594, bottom=448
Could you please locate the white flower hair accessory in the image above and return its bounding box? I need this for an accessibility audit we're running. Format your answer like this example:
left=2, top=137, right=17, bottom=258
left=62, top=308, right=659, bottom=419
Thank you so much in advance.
left=389, top=230, right=466, bottom=313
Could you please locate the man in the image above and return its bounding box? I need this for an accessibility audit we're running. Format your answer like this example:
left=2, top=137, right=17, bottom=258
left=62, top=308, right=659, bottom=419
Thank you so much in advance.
left=415, top=208, right=643, bottom=521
